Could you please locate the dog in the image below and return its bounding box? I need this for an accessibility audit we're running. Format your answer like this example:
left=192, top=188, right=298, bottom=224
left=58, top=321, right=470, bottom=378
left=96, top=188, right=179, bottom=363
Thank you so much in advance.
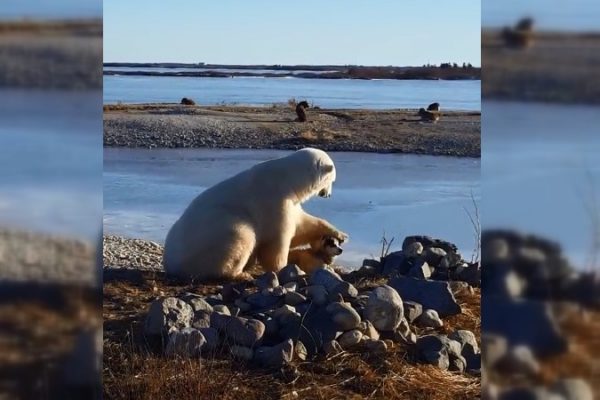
left=288, top=236, right=343, bottom=274
left=502, top=17, right=535, bottom=49
left=295, top=100, right=310, bottom=122
left=427, top=102, right=440, bottom=111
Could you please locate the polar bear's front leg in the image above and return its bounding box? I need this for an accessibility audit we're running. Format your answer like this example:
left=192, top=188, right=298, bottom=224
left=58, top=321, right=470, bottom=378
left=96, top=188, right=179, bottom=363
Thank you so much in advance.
left=291, top=209, right=349, bottom=247
left=258, top=238, right=292, bottom=272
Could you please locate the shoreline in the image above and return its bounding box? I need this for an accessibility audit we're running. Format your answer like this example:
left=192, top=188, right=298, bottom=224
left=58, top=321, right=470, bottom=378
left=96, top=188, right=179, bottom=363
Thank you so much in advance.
left=104, top=104, right=481, bottom=158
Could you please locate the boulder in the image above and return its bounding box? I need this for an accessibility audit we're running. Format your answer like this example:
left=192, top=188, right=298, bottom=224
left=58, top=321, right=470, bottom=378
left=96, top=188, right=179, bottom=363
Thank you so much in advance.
left=326, top=302, right=361, bottom=331
left=191, top=311, right=211, bottom=329
left=198, top=327, right=219, bottom=351
left=254, top=339, right=294, bottom=368
left=403, top=301, right=423, bottom=323
left=408, top=259, right=432, bottom=280
left=284, top=291, right=307, bottom=306
left=364, top=339, right=388, bottom=354
left=358, top=320, right=380, bottom=341
left=416, top=309, right=443, bottom=328
left=212, top=304, right=230, bottom=315
left=255, top=271, right=279, bottom=291
left=449, top=330, right=479, bottom=358
left=278, top=264, right=306, bottom=285
left=551, top=378, right=593, bottom=400
left=165, top=328, right=206, bottom=358
left=481, top=297, right=566, bottom=357
left=322, top=340, right=343, bottom=356
left=210, top=313, right=265, bottom=347
left=364, top=285, right=404, bottom=331
left=309, top=267, right=344, bottom=291
left=245, top=292, right=282, bottom=309
left=230, top=345, right=254, bottom=361
left=481, top=333, right=508, bottom=368
left=381, top=251, right=411, bottom=276
left=145, top=297, right=194, bottom=336
left=424, top=247, right=447, bottom=267
left=328, top=281, right=358, bottom=301
left=405, top=242, right=424, bottom=259
left=389, top=276, right=461, bottom=317
left=495, top=345, right=540, bottom=378
left=180, top=293, right=214, bottom=313
left=338, top=329, right=363, bottom=349
left=305, top=285, right=328, bottom=305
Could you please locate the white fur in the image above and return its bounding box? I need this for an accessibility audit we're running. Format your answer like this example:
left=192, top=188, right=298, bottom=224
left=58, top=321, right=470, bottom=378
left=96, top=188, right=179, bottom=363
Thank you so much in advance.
left=163, top=148, right=348, bottom=280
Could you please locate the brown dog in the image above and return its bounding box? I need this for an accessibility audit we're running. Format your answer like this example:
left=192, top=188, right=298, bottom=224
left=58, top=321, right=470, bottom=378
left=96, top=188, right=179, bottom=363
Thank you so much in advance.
left=288, top=236, right=343, bottom=274
left=295, top=100, right=310, bottom=122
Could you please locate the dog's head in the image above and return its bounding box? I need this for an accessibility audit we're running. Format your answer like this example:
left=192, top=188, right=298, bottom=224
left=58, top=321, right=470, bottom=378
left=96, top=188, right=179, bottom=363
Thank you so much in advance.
left=311, top=236, right=343, bottom=258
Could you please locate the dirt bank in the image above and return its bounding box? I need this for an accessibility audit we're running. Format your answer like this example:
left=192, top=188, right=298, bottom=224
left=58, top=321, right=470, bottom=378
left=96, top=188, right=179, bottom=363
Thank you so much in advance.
left=104, top=104, right=481, bottom=157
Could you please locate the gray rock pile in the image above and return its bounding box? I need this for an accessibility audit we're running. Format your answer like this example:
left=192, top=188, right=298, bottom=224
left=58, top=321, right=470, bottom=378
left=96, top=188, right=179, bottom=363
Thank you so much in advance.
left=142, top=235, right=479, bottom=373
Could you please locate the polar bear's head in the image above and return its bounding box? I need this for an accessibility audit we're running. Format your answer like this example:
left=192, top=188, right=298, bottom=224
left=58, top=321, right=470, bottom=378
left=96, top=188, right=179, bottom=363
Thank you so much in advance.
left=283, top=148, right=337, bottom=204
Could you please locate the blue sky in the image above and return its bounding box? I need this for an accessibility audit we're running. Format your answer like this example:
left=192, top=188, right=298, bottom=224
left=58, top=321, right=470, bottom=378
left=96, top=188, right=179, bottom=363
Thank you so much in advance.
left=0, top=0, right=101, bottom=19
left=104, top=1, right=481, bottom=66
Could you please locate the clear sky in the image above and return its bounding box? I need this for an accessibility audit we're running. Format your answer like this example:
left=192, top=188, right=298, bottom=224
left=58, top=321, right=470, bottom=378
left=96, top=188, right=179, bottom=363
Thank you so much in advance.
left=0, top=0, right=101, bottom=19
left=104, top=1, right=481, bottom=66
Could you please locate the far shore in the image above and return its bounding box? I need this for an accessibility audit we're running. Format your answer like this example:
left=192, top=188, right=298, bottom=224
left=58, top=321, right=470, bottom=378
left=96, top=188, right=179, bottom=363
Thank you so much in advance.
left=104, top=103, right=481, bottom=158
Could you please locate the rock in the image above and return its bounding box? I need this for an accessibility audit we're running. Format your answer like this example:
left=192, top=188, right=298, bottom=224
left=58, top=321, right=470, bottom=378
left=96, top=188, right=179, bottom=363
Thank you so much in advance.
left=278, top=264, right=306, bottom=285
left=245, top=292, right=282, bottom=309
left=199, top=327, right=219, bottom=351
left=405, top=241, right=424, bottom=258
left=165, top=328, right=206, bottom=358
left=322, top=340, right=343, bottom=355
left=338, top=329, right=363, bottom=349
left=416, top=334, right=463, bottom=370
left=397, top=318, right=411, bottom=338
left=365, top=285, right=404, bottom=331
left=204, top=294, right=224, bottom=306
left=264, top=317, right=279, bottom=337
left=402, top=236, right=458, bottom=256
left=481, top=297, right=566, bottom=357
left=408, top=259, right=432, bottom=279
left=309, top=267, right=343, bottom=291
left=230, top=345, right=254, bottom=361
left=423, top=349, right=450, bottom=370
left=498, top=386, right=556, bottom=400
left=362, top=258, right=381, bottom=270
left=181, top=293, right=214, bottom=313
left=365, top=339, right=387, bottom=354
left=449, top=355, right=467, bottom=373
left=381, top=251, right=411, bottom=276
left=416, top=309, right=443, bottom=328
left=272, top=304, right=299, bottom=323
left=495, top=345, right=540, bottom=378
left=295, top=306, right=340, bottom=355
left=424, top=247, right=447, bottom=267
left=295, top=340, right=308, bottom=361
left=358, top=320, right=380, bottom=341
left=326, top=302, right=361, bottom=331
left=449, top=330, right=479, bottom=358
left=481, top=334, right=508, bottom=368
left=234, top=298, right=252, bottom=313
left=255, top=271, right=279, bottom=291
left=485, top=267, right=526, bottom=298
left=465, top=352, right=481, bottom=371
left=551, top=378, right=593, bottom=400
left=403, top=301, right=423, bottom=323
left=482, top=237, right=509, bottom=263
left=285, top=291, right=307, bottom=306
left=305, top=285, right=328, bottom=305
left=254, top=339, right=294, bottom=368
left=456, top=263, right=481, bottom=287
left=145, top=297, right=194, bottom=336
left=213, top=304, right=230, bottom=315
left=222, top=282, right=247, bottom=302
left=389, top=276, right=461, bottom=317
left=328, top=281, right=358, bottom=301
left=283, top=282, right=298, bottom=292
left=210, top=313, right=265, bottom=347
left=191, top=311, right=211, bottom=329
left=271, top=286, right=287, bottom=297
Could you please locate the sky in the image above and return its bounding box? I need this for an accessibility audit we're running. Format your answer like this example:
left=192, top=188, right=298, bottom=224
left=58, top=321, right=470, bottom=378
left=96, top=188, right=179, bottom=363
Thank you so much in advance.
left=0, top=0, right=101, bottom=19
left=104, top=1, right=481, bottom=66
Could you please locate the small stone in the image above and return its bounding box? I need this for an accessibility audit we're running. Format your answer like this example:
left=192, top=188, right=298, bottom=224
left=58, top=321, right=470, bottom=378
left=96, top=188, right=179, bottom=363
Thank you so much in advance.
left=222, top=282, right=246, bottom=302
left=181, top=293, right=214, bottom=313
left=389, top=276, right=461, bottom=317
left=496, top=345, right=540, bottom=378
left=254, top=339, right=294, bottom=368
left=285, top=291, right=307, bottom=306
left=210, top=313, right=265, bottom=347
left=405, top=242, right=424, bottom=258
left=213, top=304, right=230, bottom=315
left=272, top=286, right=287, bottom=297
left=449, top=330, right=479, bottom=358
left=449, top=355, right=467, bottom=373
left=416, top=309, right=444, bottom=328
left=481, top=334, right=508, bottom=368
left=322, top=340, right=343, bottom=355
left=234, top=298, right=252, bottom=313
left=264, top=317, right=279, bottom=337
left=424, top=247, right=447, bottom=267
left=305, top=285, right=328, bottom=305
left=365, top=339, right=387, bottom=354
left=191, top=311, right=211, bottom=329
left=326, top=302, right=361, bottom=331
left=309, top=267, right=343, bottom=291
left=198, top=327, right=219, bottom=351
left=245, top=292, right=281, bottom=309
left=283, top=282, right=298, bottom=291
left=272, top=305, right=299, bottom=323
left=408, top=259, right=431, bottom=280
left=403, top=301, right=423, bottom=323
left=145, top=297, right=194, bottom=336
left=551, top=378, right=593, bottom=400
left=165, top=328, right=206, bottom=358
left=328, top=281, right=358, bottom=301
left=295, top=340, right=308, bottom=361
left=358, top=320, right=380, bottom=341
left=365, top=285, right=404, bottom=331
left=255, top=271, right=279, bottom=291
left=230, top=345, right=254, bottom=361
left=338, top=329, right=362, bottom=349
left=278, top=264, right=306, bottom=285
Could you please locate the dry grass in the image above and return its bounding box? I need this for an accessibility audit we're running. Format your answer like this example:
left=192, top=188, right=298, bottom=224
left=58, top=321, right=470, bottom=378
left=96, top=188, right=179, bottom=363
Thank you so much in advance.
left=103, top=269, right=481, bottom=400
left=0, top=19, right=102, bottom=36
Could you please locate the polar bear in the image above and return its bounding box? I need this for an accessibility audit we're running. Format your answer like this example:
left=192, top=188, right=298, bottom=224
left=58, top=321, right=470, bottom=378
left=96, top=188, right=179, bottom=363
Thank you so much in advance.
left=163, top=148, right=348, bottom=280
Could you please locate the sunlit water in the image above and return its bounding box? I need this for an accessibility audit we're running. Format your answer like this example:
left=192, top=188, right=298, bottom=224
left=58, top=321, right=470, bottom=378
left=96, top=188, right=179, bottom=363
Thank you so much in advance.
left=483, top=101, right=600, bottom=268
left=103, top=75, right=481, bottom=110
left=104, top=149, right=480, bottom=268
left=0, top=90, right=102, bottom=241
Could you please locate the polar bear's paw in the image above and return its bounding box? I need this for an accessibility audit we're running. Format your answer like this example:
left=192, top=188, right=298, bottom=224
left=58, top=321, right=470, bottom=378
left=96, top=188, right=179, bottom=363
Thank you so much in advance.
left=333, top=230, right=349, bottom=244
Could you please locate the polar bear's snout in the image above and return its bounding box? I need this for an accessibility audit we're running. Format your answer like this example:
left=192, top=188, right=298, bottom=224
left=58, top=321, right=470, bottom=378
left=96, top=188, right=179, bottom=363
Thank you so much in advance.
left=318, top=188, right=332, bottom=198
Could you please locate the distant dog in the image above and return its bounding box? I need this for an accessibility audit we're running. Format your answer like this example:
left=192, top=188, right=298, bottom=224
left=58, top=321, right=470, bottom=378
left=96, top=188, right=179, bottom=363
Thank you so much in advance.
left=288, top=236, right=343, bottom=274
left=418, top=108, right=440, bottom=123
left=295, top=100, right=310, bottom=122
left=502, top=17, right=535, bottom=49
left=181, top=97, right=196, bottom=105
left=427, top=102, right=440, bottom=111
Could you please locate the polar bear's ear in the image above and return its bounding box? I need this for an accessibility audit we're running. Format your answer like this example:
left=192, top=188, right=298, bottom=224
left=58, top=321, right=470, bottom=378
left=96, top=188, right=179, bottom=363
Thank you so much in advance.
left=320, top=164, right=334, bottom=174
